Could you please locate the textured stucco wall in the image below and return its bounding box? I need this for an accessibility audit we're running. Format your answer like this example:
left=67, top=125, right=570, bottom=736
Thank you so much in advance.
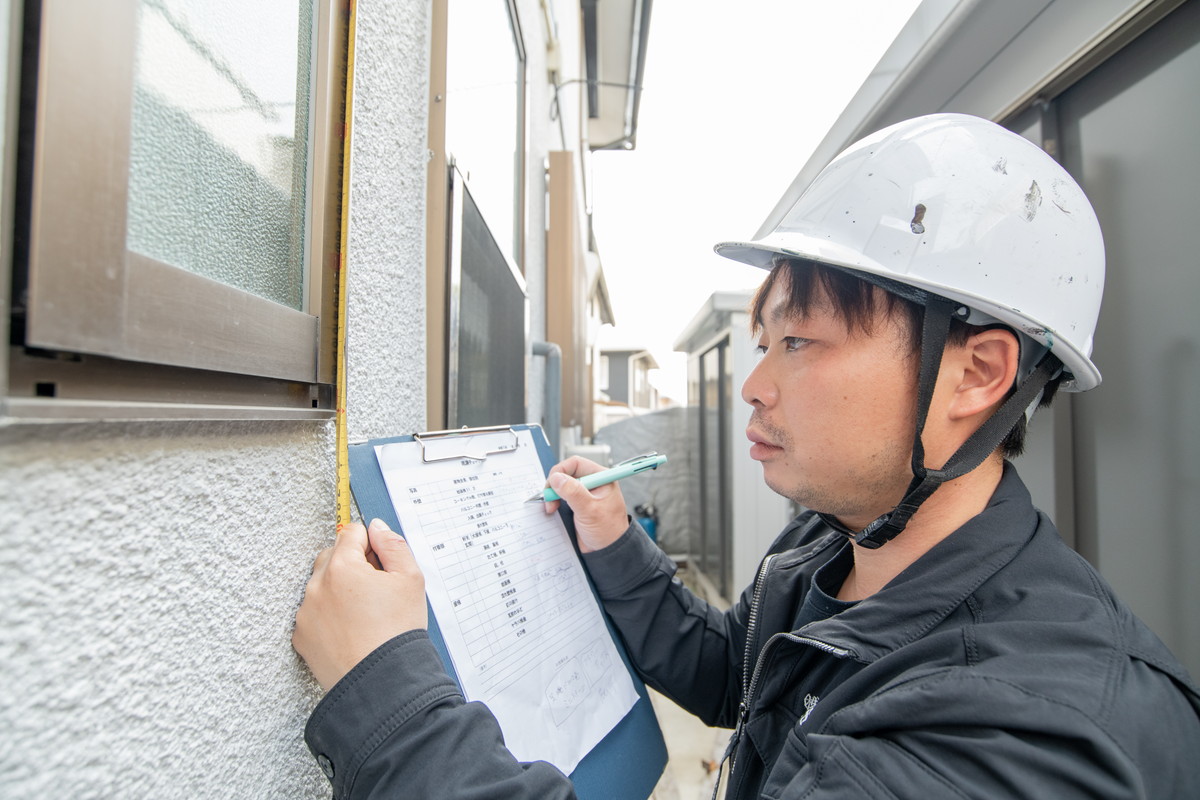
left=0, top=1, right=430, bottom=797
left=343, top=0, right=429, bottom=442
left=0, top=421, right=335, bottom=798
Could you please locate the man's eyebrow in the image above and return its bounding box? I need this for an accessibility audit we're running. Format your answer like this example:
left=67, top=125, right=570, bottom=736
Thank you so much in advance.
left=769, top=302, right=803, bottom=325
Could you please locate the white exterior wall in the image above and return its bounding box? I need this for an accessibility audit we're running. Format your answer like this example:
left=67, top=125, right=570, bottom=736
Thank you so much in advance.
left=0, top=2, right=430, bottom=797
left=520, top=0, right=591, bottom=433
left=520, top=0, right=551, bottom=425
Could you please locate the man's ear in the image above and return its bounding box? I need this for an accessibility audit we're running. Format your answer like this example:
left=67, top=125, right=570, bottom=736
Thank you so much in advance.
left=945, top=329, right=1020, bottom=421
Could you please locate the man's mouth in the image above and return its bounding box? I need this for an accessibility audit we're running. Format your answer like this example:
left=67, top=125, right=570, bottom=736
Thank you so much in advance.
left=746, top=428, right=784, bottom=460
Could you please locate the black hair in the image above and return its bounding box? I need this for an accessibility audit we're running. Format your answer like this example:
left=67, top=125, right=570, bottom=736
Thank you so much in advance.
left=749, top=258, right=1061, bottom=459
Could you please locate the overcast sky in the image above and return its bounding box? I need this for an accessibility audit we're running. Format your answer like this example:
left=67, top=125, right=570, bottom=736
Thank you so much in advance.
left=590, top=0, right=924, bottom=401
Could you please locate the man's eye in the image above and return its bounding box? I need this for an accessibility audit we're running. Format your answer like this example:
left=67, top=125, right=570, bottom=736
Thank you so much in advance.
left=783, top=337, right=808, bottom=351
left=756, top=338, right=807, bottom=355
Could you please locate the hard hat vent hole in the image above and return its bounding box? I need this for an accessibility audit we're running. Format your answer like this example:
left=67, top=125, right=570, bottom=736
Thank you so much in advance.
left=910, top=203, right=927, bottom=234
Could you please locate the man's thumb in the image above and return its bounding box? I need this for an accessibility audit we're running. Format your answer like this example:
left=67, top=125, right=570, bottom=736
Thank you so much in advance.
left=548, top=471, right=590, bottom=505
left=366, top=518, right=416, bottom=572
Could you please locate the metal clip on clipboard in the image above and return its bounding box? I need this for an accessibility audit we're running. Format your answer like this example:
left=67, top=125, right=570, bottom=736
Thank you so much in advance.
left=412, top=425, right=519, bottom=463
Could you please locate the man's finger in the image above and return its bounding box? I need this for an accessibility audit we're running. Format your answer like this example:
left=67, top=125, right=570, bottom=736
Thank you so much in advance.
left=548, top=455, right=604, bottom=480
left=547, top=471, right=593, bottom=506
left=332, top=520, right=370, bottom=558
left=366, top=518, right=420, bottom=577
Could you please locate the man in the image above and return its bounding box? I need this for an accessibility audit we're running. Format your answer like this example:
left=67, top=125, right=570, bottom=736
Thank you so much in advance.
left=294, top=114, right=1200, bottom=798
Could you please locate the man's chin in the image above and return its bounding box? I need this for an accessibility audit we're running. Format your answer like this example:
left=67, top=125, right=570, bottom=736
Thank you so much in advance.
left=762, top=473, right=811, bottom=509
left=760, top=478, right=873, bottom=529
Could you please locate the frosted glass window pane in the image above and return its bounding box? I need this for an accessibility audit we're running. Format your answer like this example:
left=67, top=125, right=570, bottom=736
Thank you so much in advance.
left=446, top=2, right=521, bottom=262
left=127, top=0, right=312, bottom=310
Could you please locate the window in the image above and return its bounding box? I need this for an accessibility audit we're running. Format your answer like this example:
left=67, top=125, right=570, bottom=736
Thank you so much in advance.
left=444, top=0, right=525, bottom=267
left=4, top=0, right=346, bottom=419
left=698, top=340, right=732, bottom=599
left=446, top=166, right=527, bottom=428
left=426, top=0, right=527, bottom=429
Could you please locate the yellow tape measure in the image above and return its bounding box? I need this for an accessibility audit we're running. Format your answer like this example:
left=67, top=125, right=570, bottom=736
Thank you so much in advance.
left=335, top=0, right=358, bottom=527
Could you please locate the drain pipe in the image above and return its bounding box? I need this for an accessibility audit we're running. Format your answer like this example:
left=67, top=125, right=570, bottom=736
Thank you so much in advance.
left=532, top=341, right=562, bottom=460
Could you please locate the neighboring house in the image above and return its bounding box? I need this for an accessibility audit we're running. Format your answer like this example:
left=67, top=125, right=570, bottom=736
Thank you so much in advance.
left=595, top=347, right=660, bottom=432
left=674, top=291, right=793, bottom=600
left=582, top=250, right=618, bottom=442
left=0, top=0, right=650, bottom=796
left=599, top=348, right=658, bottom=405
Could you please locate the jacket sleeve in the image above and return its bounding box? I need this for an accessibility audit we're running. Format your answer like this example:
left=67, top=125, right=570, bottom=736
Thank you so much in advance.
left=304, top=631, right=577, bottom=800
left=581, top=523, right=752, bottom=728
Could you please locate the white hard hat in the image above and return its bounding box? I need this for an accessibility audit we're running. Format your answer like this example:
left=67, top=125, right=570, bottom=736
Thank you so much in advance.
left=716, top=113, right=1105, bottom=391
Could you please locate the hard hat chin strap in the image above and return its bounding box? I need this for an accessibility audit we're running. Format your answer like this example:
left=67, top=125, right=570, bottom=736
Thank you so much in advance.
left=819, top=296, right=1062, bottom=549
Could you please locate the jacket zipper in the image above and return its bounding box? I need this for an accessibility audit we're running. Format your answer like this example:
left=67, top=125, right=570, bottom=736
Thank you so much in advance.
left=721, top=632, right=852, bottom=797
left=725, top=552, right=777, bottom=783
left=721, top=553, right=853, bottom=796
left=711, top=553, right=775, bottom=800
left=739, top=555, right=777, bottom=721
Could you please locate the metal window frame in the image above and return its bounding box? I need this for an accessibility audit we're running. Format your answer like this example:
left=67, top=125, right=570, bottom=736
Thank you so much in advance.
left=3, top=0, right=344, bottom=421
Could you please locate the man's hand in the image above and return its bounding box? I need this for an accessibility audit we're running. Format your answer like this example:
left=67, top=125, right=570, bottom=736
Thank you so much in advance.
left=542, top=456, right=630, bottom=553
left=293, top=518, right=427, bottom=691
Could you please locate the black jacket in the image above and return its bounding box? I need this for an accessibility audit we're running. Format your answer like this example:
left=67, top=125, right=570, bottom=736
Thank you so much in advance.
left=587, top=463, right=1200, bottom=798
left=306, top=464, right=1200, bottom=798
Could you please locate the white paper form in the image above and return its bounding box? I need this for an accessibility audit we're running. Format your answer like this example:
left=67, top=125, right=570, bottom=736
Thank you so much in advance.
left=375, top=429, right=638, bottom=775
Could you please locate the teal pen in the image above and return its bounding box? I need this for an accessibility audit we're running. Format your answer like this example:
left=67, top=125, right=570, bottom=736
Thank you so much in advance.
left=526, top=452, right=668, bottom=503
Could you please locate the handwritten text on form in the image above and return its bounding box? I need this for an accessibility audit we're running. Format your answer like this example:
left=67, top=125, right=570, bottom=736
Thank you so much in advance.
left=376, top=430, right=637, bottom=773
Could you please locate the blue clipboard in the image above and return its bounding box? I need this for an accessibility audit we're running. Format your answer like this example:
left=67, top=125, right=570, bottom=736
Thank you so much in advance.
left=348, top=423, right=667, bottom=800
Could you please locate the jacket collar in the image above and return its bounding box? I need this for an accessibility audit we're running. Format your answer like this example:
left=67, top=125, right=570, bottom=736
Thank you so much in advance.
left=797, top=462, right=1040, bottom=662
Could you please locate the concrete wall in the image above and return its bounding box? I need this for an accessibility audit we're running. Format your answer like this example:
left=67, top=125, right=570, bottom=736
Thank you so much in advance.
left=0, top=1, right=430, bottom=796
left=593, top=407, right=692, bottom=555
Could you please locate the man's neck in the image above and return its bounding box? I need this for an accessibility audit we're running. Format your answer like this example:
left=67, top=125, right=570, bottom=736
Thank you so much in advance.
left=836, top=457, right=1005, bottom=602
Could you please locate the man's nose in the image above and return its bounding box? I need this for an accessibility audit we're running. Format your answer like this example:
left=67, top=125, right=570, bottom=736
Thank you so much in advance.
left=742, top=356, right=777, bottom=408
